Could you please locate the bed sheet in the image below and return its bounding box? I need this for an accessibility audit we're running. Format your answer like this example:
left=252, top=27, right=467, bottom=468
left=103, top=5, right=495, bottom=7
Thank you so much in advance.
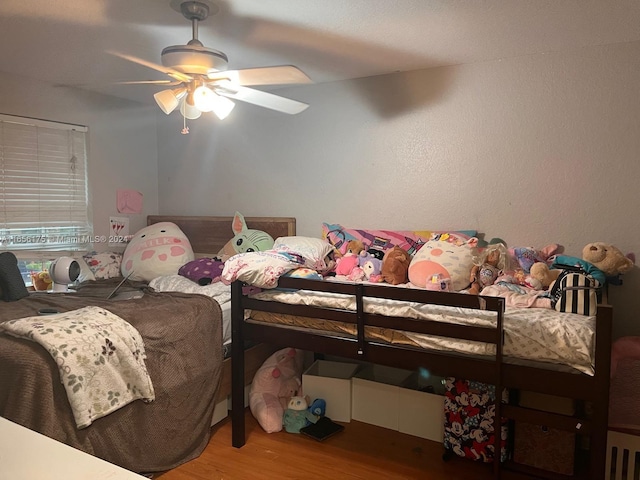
left=248, top=288, right=596, bottom=375
left=150, top=274, right=232, bottom=345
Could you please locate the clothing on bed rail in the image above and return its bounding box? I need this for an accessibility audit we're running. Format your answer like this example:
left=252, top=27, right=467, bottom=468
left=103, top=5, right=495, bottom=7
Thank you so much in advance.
left=0, top=306, right=155, bottom=429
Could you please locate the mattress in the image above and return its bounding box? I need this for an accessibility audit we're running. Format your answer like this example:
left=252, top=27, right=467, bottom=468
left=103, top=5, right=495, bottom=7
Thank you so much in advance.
left=247, top=288, right=597, bottom=375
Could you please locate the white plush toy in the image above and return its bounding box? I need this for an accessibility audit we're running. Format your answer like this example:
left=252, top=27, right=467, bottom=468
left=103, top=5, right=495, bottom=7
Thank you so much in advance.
left=121, top=222, right=194, bottom=281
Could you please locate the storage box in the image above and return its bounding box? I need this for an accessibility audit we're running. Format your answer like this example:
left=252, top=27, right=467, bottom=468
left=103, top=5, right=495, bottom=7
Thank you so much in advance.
left=302, top=360, right=360, bottom=422
left=513, top=423, right=576, bottom=475
left=398, top=371, right=445, bottom=442
left=515, top=391, right=576, bottom=475
left=351, top=364, right=412, bottom=430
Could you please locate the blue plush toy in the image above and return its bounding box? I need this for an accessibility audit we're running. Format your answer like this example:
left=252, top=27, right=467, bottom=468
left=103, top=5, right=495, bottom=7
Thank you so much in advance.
left=308, top=398, right=326, bottom=418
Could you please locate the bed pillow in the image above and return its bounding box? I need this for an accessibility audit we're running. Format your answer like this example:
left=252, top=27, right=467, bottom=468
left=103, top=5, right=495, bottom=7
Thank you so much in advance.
left=82, top=251, right=123, bottom=280
left=408, top=233, right=479, bottom=292
left=272, top=236, right=334, bottom=270
left=220, top=250, right=305, bottom=288
left=0, top=252, right=29, bottom=301
left=322, top=223, right=476, bottom=257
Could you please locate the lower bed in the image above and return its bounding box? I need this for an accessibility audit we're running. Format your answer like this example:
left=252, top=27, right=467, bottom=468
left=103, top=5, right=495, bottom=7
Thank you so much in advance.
left=230, top=277, right=612, bottom=480
left=0, top=286, right=223, bottom=474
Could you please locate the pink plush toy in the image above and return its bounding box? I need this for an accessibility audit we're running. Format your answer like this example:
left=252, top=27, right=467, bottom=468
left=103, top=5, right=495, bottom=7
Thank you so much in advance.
left=335, top=254, right=359, bottom=276
left=249, top=347, right=304, bottom=433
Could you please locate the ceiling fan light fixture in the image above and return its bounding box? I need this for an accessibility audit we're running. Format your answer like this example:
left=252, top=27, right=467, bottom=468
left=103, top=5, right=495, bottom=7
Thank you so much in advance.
left=154, top=87, right=187, bottom=114
left=193, top=85, right=216, bottom=112
left=211, top=95, right=235, bottom=120
left=180, top=97, right=202, bottom=119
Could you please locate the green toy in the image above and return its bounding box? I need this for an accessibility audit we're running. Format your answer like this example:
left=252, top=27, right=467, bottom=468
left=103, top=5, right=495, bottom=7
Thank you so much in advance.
left=283, top=396, right=318, bottom=433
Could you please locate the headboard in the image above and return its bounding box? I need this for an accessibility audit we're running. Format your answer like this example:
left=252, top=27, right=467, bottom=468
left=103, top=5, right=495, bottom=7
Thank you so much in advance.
left=147, top=215, right=296, bottom=256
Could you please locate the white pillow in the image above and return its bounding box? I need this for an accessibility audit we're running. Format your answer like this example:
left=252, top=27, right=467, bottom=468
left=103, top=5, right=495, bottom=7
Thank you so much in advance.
left=221, top=251, right=304, bottom=289
left=272, top=236, right=334, bottom=270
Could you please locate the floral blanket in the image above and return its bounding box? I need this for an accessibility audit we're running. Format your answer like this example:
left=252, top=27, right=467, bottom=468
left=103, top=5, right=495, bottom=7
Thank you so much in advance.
left=0, top=306, right=155, bottom=428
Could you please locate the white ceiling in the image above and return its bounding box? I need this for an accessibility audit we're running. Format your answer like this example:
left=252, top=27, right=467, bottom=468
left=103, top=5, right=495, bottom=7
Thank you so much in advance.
left=2, top=0, right=640, bottom=105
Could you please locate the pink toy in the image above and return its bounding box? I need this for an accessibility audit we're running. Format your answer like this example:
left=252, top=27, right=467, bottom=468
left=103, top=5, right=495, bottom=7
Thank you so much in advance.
left=408, top=235, right=478, bottom=292
left=335, top=254, right=359, bottom=276
left=249, top=347, right=304, bottom=433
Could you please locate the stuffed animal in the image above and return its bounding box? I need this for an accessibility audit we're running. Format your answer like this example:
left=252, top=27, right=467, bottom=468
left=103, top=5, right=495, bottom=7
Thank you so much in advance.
left=409, top=235, right=478, bottom=292
left=357, top=252, right=383, bottom=282
left=334, top=254, right=360, bottom=276
left=381, top=246, right=411, bottom=285
left=334, top=239, right=365, bottom=258
left=527, top=262, right=561, bottom=290
left=249, top=347, right=304, bottom=433
left=178, top=257, right=225, bottom=285
left=581, top=242, right=634, bottom=279
left=535, top=242, right=635, bottom=291
left=30, top=270, right=53, bottom=291
left=510, top=244, right=562, bottom=273
left=283, top=396, right=319, bottom=433
left=122, top=222, right=194, bottom=281
left=218, top=212, right=275, bottom=261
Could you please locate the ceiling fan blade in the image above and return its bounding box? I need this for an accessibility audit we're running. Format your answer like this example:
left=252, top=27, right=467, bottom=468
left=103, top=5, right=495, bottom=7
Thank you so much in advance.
left=207, top=65, right=312, bottom=86
left=107, top=50, right=193, bottom=83
left=111, top=80, right=182, bottom=86
left=214, top=82, right=309, bottom=114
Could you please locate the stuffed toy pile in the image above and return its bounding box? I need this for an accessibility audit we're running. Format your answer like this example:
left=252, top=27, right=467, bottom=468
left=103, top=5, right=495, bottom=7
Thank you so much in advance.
left=528, top=242, right=634, bottom=290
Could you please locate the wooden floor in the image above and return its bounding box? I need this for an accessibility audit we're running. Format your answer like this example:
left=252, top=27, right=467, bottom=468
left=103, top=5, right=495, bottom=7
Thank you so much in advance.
left=156, top=409, right=531, bottom=480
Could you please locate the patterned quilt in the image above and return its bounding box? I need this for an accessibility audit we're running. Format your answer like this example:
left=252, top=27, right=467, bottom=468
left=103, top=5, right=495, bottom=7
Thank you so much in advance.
left=0, top=306, right=154, bottom=428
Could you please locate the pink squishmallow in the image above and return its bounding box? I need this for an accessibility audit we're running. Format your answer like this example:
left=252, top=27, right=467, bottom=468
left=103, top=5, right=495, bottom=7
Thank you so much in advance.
left=122, top=222, right=194, bottom=281
left=408, top=234, right=478, bottom=292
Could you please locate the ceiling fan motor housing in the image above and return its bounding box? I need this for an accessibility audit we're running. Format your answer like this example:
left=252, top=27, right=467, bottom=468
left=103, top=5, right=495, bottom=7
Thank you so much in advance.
left=161, top=45, right=228, bottom=74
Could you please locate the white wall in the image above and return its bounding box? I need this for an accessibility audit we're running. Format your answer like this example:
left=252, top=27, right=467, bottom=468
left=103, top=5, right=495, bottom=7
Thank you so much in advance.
left=161, top=41, right=640, bottom=339
left=0, top=71, right=159, bottom=252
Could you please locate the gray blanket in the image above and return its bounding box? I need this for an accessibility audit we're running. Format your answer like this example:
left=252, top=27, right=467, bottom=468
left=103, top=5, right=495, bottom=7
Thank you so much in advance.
left=0, top=282, right=222, bottom=474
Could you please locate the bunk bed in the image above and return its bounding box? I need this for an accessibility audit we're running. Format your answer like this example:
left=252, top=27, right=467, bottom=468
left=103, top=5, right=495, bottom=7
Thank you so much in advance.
left=230, top=276, right=612, bottom=480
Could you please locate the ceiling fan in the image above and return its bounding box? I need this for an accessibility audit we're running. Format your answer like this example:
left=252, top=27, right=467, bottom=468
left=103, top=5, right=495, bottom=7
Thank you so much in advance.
left=109, top=0, right=312, bottom=125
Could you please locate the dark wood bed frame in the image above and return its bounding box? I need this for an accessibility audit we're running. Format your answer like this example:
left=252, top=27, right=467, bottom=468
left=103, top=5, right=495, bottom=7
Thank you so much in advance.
left=147, top=215, right=296, bottom=404
left=230, top=277, right=612, bottom=480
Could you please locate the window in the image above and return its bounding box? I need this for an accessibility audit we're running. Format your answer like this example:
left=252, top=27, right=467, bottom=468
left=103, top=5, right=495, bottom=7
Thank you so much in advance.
left=0, top=114, right=91, bottom=282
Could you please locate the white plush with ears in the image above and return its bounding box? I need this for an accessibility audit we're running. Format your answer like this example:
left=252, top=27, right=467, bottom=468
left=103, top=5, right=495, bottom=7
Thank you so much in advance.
left=121, top=222, right=194, bottom=281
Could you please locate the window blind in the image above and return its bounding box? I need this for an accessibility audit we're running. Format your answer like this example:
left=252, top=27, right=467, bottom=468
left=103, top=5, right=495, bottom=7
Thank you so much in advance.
left=0, top=114, right=91, bottom=254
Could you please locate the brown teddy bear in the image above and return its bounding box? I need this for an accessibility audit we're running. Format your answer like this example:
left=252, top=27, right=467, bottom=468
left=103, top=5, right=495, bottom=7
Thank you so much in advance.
left=582, top=242, right=634, bottom=277
left=381, top=246, right=412, bottom=285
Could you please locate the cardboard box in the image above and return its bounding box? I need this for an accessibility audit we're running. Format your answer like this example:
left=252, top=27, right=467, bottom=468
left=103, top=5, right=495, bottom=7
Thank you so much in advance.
left=351, top=364, right=412, bottom=430
left=398, top=371, right=445, bottom=442
left=302, top=360, right=360, bottom=422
